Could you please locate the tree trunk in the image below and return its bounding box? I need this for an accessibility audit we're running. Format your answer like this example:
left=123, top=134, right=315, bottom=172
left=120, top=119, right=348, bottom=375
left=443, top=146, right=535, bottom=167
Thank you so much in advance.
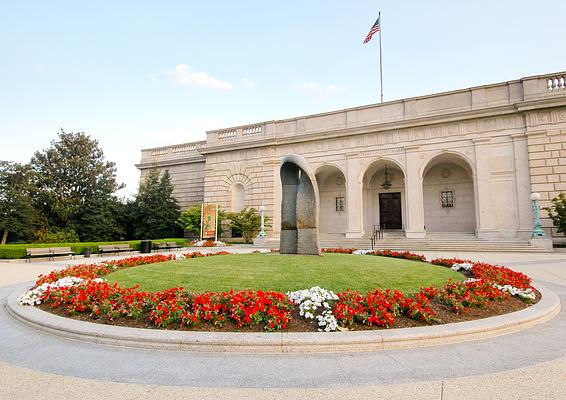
left=1, top=228, right=8, bottom=245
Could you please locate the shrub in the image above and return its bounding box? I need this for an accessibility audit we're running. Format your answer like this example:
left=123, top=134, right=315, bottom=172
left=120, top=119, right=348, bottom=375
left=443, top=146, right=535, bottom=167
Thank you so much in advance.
left=545, top=192, right=566, bottom=235
left=0, top=238, right=187, bottom=259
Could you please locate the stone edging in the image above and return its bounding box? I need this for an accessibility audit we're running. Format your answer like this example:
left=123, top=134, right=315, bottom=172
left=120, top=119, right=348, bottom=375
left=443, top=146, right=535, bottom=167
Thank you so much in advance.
left=6, top=282, right=561, bottom=353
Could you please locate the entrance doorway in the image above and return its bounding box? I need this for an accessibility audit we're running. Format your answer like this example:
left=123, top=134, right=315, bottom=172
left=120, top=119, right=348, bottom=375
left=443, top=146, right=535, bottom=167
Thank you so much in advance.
left=379, top=192, right=402, bottom=230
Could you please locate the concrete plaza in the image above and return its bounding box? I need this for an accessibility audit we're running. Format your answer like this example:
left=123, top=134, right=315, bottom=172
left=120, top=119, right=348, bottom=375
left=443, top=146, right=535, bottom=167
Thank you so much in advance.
left=1, top=249, right=565, bottom=399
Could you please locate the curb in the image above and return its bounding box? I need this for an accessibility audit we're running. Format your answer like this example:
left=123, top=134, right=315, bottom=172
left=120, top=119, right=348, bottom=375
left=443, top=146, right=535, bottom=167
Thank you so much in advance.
left=6, top=282, right=561, bottom=353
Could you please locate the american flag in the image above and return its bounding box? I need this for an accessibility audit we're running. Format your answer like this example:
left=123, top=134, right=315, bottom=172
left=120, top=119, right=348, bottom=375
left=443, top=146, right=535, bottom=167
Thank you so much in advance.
left=363, top=14, right=381, bottom=44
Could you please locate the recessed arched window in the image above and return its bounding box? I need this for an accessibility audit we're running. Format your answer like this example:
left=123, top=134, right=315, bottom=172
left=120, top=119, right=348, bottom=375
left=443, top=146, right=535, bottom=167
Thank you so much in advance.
left=232, top=183, right=245, bottom=211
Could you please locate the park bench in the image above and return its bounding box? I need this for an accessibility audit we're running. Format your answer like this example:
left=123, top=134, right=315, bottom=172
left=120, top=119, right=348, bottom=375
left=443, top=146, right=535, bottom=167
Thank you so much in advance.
left=26, top=247, right=75, bottom=262
left=97, top=244, right=134, bottom=256
left=153, top=241, right=182, bottom=252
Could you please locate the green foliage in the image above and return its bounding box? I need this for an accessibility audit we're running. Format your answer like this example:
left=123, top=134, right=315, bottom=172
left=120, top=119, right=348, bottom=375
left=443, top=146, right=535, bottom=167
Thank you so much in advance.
left=76, top=196, right=126, bottom=242
left=177, top=204, right=227, bottom=237
left=36, top=227, right=80, bottom=243
left=132, top=169, right=181, bottom=239
left=177, top=205, right=202, bottom=236
left=0, top=238, right=187, bottom=259
left=546, top=193, right=566, bottom=234
left=30, top=129, right=122, bottom=233
left=227, top=208, right=271, bottom=243
left=0, top=162, right=39, bottom=244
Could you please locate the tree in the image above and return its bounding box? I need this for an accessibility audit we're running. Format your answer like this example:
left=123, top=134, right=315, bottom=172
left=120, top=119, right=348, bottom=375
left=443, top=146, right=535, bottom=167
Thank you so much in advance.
left=0, top=162, right=38, bottom=244
left=30, top=129, right=123, bottom=231
left=132, top=169, right=181, bottom=239
left=227, top=207, right=271, bottom=243
left=177, top=204, right=227, bottom=238
left=546, top=193, right=566, bottom=235
left=75, top=196, right=126, bottom=242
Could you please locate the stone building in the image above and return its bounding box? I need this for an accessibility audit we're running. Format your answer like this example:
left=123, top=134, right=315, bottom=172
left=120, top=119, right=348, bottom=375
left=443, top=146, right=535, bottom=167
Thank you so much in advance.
left=137, top=72, right=566, bottom=247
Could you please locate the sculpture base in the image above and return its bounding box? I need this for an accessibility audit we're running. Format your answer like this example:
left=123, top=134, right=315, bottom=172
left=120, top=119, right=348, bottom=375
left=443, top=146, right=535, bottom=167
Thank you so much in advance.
left=530, top=238, right=553, bottom=252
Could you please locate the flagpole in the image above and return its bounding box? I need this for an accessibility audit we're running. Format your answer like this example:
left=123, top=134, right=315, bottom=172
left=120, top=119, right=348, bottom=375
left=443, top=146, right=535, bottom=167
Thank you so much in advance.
left=378, top=11, right=383, bottom=103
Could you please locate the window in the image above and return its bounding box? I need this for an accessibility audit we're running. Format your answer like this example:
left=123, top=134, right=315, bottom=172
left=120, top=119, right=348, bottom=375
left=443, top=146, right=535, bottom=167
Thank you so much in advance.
left=335, top=196, right=345, bottom=212
left=441, top=191, right=454, bottom=208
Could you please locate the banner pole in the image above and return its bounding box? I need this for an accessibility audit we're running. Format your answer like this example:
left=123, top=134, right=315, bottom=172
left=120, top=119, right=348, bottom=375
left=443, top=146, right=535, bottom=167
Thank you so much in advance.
left=200, top=204, right=204, bottom=241
left=215, top=204, right=218, bottom=242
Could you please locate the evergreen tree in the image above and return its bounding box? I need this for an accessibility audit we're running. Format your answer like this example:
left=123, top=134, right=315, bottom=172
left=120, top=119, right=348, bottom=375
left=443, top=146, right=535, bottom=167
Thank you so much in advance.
left=75, top=196, right=126, bottom=242
left=0, top=162, right=39, bottom=244
left=132, top=169, right=181, bottom=239
left=30, top=129, right=123, bottom=231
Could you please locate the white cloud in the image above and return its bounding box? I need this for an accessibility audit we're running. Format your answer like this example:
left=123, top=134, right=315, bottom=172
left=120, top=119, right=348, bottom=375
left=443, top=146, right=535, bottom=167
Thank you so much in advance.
left=240, top=77, right=256, bottom=89
left=165, top=64, right=232, bottom=90
left=293, top=81, right=345, bottom=94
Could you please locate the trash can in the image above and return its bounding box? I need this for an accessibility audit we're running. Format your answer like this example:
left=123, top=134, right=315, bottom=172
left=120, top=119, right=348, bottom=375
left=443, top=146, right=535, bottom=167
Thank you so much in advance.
left=140, top=240, right=152, bottom=254
left=83, top=247, right=91, bottom=258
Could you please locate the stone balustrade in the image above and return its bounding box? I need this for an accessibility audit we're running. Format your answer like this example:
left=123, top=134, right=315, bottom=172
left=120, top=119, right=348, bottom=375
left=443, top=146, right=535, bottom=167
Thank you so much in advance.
left=140, top=71, right=566, bottom=156
left=139, top=140, right=207, bottom=165
left=200, top=72, right=566, bottom=148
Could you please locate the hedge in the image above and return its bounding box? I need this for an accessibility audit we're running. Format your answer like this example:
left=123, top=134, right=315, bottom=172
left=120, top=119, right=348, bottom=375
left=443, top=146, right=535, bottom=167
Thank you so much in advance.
left=0, top=238, right=187, bottom=259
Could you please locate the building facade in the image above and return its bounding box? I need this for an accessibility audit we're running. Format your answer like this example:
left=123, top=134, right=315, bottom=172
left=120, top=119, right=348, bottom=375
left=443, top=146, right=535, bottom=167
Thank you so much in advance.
left=137, top=72, right=566, bottom=244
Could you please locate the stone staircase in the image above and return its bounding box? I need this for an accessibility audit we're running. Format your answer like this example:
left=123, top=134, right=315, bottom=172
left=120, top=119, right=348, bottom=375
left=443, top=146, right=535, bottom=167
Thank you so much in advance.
left=316, top=232, right=551, bottom=253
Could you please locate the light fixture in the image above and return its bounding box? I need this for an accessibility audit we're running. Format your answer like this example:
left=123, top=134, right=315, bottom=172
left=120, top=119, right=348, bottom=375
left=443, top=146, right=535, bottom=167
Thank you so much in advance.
left=381, top=164, right=392, bottom=189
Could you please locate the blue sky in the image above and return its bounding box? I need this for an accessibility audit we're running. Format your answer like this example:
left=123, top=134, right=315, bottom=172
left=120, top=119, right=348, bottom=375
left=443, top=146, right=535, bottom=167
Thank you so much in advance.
left=1, top=1, right=565, bottom=197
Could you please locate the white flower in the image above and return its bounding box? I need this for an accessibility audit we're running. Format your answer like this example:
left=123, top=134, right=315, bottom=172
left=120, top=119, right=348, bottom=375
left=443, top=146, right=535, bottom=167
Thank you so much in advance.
left=493, top=284, right=536, bottom=301
left=353, top=250, right=372, bottom=255
left=451, top=262, right=474, bottom=271
left=19, top=276, right=105, bottom=306
left=286, top=287, right=339, bottom=331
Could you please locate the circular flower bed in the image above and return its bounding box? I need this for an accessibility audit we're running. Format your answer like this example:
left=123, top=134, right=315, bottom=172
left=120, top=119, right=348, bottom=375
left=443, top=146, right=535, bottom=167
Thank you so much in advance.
left=19, top=250, right=538, bottom=332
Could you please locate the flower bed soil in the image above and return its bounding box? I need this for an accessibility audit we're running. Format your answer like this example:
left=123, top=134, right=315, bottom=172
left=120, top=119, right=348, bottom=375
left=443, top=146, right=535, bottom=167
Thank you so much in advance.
left=21, top=251, right=540, bottom=333
left=37, top=289, right=539, bottom=332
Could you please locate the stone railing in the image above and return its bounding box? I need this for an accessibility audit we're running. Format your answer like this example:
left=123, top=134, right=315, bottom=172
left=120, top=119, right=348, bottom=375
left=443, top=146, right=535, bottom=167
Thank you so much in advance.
left=140, top=140, right=207, bottom=165
left=201, top=71, right=566, bottom=148
left=208, top=123, right=269, bottom=145
left=547, top=75, right=566, bottom=91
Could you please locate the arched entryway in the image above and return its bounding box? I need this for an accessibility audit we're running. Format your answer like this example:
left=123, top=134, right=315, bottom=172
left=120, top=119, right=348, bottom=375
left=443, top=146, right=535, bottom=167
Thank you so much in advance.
left=315, top=165, right=347, bottom=235
left=362, top=160, right=406, bottom=235
left=422, top=153, right=476, bottom=234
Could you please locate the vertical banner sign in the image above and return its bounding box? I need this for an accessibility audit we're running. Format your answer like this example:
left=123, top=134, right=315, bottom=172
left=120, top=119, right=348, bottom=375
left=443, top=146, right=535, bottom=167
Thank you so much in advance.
left=202, top=204, right=218, bottom=239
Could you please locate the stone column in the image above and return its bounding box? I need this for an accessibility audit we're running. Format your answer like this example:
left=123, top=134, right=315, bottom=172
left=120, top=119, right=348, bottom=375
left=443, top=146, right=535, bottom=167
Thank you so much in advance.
left=345, top=156, right=364, bottom=238
left=511, top=133, right=534, bottom=239
left=404, top=148, right=426, bottom=238
left=473, top=138, right=496, bottom=238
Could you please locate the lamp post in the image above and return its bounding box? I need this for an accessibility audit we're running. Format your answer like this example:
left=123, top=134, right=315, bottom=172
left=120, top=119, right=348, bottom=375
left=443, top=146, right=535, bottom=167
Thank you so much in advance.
left=258, top=205, right=266, bottom=238
left=531, top=192, right=545, bottom=238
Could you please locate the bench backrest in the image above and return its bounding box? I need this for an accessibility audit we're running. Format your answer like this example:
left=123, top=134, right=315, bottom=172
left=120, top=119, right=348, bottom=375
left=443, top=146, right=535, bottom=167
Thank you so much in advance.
left=166, top=242, right=179, bottom=247
left=49, top=247, right=73, bottom=254
left=98, top=245, right=116, bottom=251
left=154, top=242, right=168, bottom=248
left=114, top=244, right=132, bottom=250
left=26, top=248, right=51, bottom=256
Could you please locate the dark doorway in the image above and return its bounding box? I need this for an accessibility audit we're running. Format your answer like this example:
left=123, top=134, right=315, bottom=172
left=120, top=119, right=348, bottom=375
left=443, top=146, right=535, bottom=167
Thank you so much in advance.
left=379, top=192, right=402, bottom=230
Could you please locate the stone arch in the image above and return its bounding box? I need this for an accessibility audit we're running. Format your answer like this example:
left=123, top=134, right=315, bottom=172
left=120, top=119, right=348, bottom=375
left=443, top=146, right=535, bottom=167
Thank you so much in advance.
left=420, top=152, right=477, bottom=234
left=419, top=150, right=475, bottom=180
left=223, top=172, right=253, bottom=211
left=361, top=158, right=407, bottom=234
left=359, top=156, right=406, bottom=184
left=280, top=155, right=319, bottom=255
left=315, top=164, right=347, bottom=235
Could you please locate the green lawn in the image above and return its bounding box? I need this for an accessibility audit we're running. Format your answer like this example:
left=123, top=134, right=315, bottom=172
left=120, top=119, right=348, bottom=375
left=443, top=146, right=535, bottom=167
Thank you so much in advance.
left=106, top=253, right=464, bottom=293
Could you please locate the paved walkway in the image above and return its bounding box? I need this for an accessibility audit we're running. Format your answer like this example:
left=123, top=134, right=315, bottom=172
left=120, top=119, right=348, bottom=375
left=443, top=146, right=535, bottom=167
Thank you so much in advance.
left=1, top=250, right=566, bottom=399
